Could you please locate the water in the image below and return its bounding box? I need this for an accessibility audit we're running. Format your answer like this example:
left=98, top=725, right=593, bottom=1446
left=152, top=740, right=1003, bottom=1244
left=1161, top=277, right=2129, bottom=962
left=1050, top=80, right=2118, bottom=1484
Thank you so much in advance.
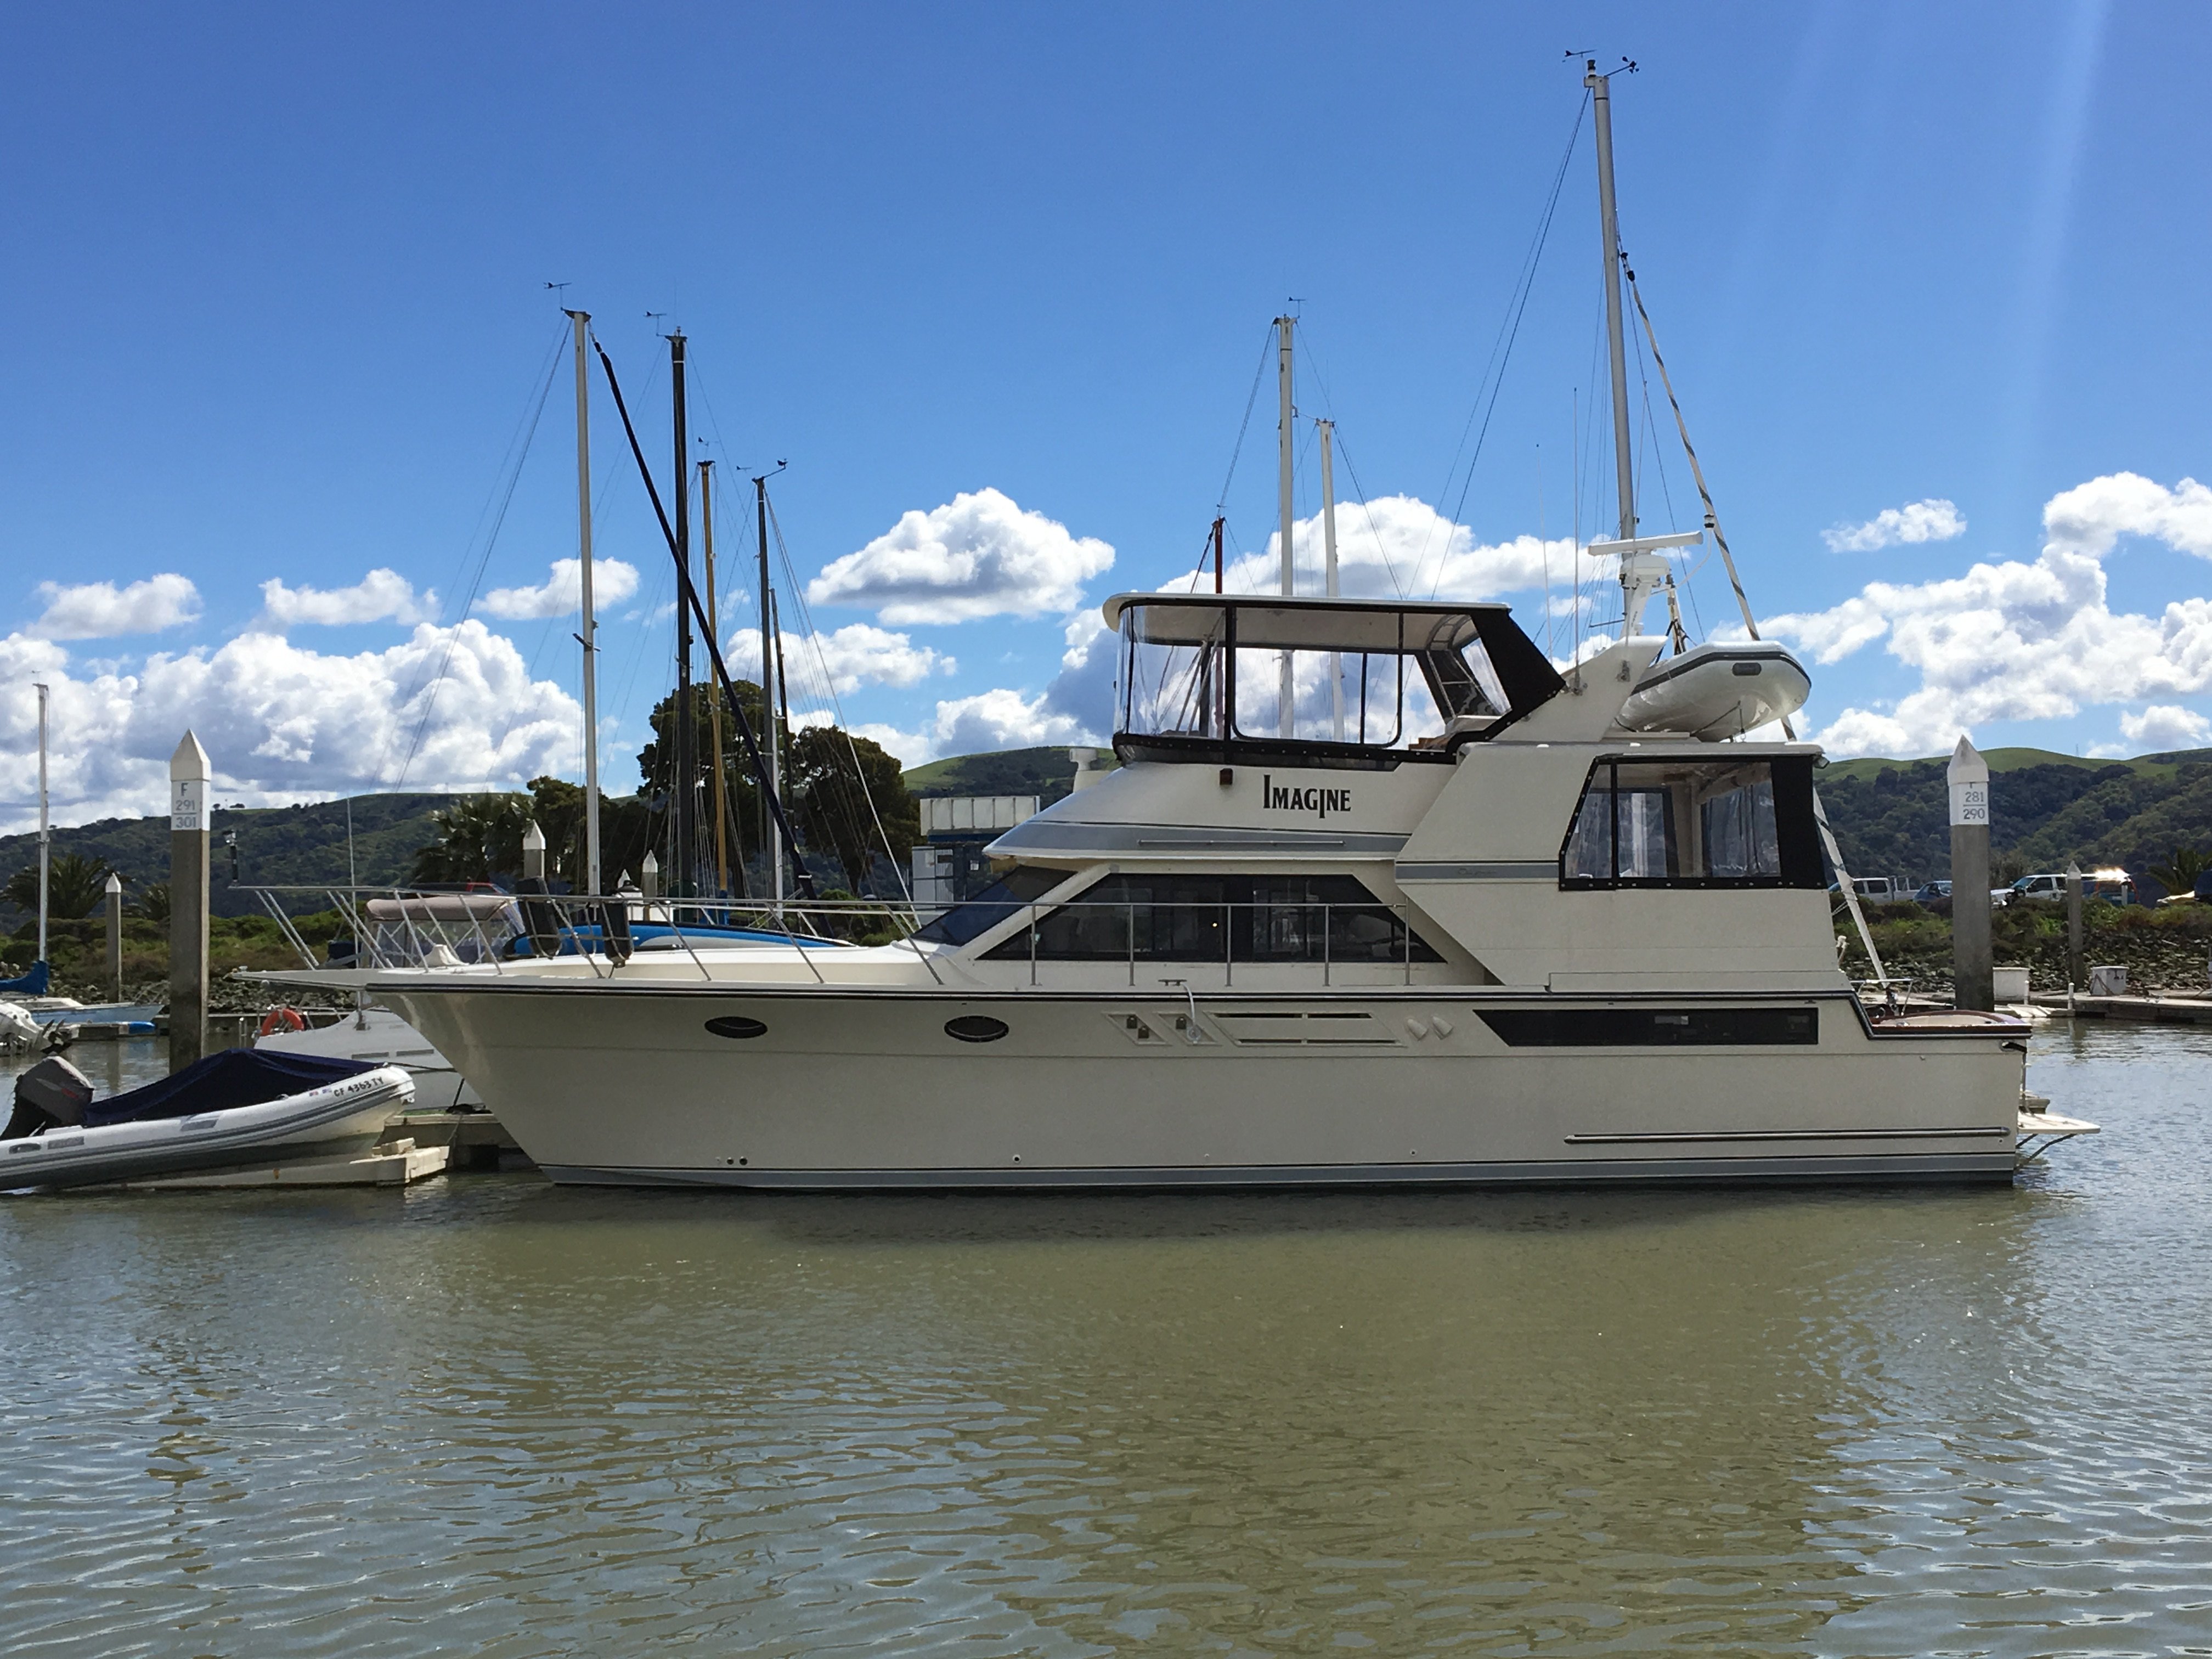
left=2, top=1025, right=2208, bottom=1657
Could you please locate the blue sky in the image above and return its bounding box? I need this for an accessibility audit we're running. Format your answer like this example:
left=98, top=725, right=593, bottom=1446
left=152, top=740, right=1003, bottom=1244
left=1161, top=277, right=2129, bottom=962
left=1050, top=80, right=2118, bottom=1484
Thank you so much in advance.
left=5, top=1, right=2209, bottom=828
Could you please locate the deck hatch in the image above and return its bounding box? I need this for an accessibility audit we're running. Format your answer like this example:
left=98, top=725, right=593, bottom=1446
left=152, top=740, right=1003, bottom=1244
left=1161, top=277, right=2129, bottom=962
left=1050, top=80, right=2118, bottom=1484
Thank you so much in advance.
left=1479, top=1007, right=1818, bottom=1047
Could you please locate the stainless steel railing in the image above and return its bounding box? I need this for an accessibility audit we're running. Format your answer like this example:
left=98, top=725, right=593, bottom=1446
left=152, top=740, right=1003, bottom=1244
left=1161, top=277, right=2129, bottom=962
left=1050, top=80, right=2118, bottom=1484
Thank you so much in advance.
left=238, top=888, right=1424, bottom=990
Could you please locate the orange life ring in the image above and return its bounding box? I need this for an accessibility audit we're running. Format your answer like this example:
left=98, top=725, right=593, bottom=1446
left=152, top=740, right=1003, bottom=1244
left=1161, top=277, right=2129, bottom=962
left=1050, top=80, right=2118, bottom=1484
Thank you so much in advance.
left=257, top=1006, right=308, bottom=1037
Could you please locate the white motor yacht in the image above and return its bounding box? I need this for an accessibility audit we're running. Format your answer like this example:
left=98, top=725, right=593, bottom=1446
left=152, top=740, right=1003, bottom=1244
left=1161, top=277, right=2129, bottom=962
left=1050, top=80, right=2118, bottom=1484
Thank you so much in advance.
left=267, top=62, right=2091, bottom=1189
left=320, top=591, right=2078, bottom=1190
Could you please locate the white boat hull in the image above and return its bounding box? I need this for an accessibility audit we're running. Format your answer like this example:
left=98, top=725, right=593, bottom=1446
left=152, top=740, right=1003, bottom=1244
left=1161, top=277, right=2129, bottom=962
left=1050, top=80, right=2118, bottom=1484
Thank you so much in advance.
left=256, top=1007, right=479, bottom=1112
left=2, top=1066, right=413, bottom=1191
left=377, top=982, right=2024, bottom=1188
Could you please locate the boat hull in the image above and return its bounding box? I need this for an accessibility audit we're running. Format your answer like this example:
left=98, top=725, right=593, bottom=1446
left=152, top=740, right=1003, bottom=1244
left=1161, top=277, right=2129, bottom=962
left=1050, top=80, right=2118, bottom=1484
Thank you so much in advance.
left=2, top=1066, right=413, bottom=1191
left=376, top=982, right=2024, bottom=1189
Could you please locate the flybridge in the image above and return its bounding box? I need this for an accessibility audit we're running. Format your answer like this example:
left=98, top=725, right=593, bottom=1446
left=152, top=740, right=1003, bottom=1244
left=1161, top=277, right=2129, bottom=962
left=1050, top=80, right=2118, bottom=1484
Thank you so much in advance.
left=1105, top=592, right=1565, bottom=769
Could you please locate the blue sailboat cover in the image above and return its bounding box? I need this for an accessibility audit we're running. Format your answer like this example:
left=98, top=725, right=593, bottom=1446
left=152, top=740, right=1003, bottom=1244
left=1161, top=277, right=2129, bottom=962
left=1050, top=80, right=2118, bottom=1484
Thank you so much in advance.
left=0, top=961, right=50, bottom=996
left=84, top=1051, right=381, bottom=1127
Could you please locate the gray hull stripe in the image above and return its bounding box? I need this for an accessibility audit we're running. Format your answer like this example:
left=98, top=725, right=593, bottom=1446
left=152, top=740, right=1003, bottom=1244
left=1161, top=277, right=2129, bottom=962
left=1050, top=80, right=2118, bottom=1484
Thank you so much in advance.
left=1564, top=1126, right=2008, bottom=1144
left=1396, top=861, right=1555, bottom=882
left=990, top=821, right=1410, bottom=856
left=540, top=1152, right=2017, bottom=1192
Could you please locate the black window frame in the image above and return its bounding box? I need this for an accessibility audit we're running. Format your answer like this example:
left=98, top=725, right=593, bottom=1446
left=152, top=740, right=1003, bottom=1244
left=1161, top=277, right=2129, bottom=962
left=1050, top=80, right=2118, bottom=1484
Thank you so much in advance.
left=1557, top=754, right=1824, bottom=891
left=979, top=872, right=1444, bottom=965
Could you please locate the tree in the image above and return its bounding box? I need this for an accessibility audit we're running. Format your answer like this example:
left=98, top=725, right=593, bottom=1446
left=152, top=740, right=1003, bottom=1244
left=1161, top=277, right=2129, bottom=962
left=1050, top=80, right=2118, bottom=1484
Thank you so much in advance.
left=2148, top=845, right=2208, bottom=898
left=2, top=852, right=115, bottom=919
left=635, top=680, right=771, bottom=863
left=524, top=776, right=585, bottom=886
left=410, top=794, right=534, bottom=884
left=129, top=882, right=171, bottom=925
left=788, top=726, right=918, bottom=893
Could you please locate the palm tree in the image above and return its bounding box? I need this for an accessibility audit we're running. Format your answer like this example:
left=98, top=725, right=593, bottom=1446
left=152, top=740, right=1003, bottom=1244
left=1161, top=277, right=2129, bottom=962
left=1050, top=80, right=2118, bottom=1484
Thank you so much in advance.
left=2, top=851, right=115, bottom=919
left=2148, top=845, right=2207, bottom=899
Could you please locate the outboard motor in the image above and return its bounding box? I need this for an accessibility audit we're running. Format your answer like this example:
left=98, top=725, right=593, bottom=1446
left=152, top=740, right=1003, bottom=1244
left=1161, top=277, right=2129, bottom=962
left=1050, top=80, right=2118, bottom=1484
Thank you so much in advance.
left=6, top=1054, right=93, bottom=1139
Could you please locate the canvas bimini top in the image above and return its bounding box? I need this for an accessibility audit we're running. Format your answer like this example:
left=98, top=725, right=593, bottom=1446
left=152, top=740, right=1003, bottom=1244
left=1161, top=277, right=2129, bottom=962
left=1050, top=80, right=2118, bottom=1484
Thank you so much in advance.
left=1101, top=591, right=1565, bottom=767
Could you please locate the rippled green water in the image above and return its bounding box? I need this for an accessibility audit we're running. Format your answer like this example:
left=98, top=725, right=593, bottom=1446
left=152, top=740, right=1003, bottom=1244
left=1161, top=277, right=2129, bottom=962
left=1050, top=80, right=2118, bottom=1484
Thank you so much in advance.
left=2, top=1023, right=2207, bottom=1657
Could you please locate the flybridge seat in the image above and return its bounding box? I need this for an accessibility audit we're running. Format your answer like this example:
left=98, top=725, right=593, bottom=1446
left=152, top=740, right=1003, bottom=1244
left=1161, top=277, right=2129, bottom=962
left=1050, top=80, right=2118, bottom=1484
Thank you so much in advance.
left=1104, top=592, right=1565, bottom=766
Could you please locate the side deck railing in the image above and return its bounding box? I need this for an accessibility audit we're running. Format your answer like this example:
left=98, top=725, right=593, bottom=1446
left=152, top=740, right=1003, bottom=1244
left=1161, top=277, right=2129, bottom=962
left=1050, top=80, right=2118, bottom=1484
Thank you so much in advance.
left=239, top=888, right=1425, bottom=990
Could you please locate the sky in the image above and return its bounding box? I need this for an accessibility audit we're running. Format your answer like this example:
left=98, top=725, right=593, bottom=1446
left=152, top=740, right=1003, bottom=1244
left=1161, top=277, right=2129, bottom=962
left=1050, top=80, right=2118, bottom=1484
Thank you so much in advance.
left=4, top=0, right=2210, bottom=832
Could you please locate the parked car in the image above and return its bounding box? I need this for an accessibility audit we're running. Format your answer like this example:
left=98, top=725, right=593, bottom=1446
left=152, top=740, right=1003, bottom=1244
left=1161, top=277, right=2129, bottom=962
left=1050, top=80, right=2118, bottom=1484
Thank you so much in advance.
left=2009, top=870, right=2136, bottom=906
left=1912, top=880, right=1952, bottom=905
left=1827, top=876, right=1898, bottom=903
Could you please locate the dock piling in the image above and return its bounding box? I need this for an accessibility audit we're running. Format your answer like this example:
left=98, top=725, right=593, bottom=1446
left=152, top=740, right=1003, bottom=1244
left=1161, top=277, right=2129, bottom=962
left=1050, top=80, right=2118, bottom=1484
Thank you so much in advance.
left=2066, top=862, right=2085, bottom=991
left=1948, top=736, right=1994, bottom=1012
left=104, top=872, right=122, bottom=1002
left=168, top=732, right=211, bottom=1072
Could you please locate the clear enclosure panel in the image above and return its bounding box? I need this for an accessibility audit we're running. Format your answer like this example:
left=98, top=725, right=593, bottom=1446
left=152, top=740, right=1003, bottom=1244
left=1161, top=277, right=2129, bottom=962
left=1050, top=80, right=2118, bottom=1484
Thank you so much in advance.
left=1229, top=650, right=1424, bottom=745
left=1561, top=760, right=1785, bottom=886
left=1120, top=608, right=1228, bottom=742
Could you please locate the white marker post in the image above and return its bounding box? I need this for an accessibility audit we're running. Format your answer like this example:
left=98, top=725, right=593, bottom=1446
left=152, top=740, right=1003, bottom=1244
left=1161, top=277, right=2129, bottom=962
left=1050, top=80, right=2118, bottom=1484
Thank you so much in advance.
left=170, top=732, right=211, bottom=1071
left=104, top=872, right=123, bottom=1003
left=2065, top=861, right=2085, bottom=994
left=1948, top=736, right=1993, bottom=1012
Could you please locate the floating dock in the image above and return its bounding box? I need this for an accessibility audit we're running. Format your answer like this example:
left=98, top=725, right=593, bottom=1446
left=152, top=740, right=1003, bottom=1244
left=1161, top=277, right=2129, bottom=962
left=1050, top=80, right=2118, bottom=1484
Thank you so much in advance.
left=2032, top=991, right=2212, bottom=1025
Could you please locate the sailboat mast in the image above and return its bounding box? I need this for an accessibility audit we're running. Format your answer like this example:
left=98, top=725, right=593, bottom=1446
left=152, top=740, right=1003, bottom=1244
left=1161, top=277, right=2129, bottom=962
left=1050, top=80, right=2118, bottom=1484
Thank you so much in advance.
left=566, top=310, right=601, bottom=895
left=1587, top=60, right=1637, bottom=548
left=1276, top=313, right=1296, bottom=737
left=757, top=473, right=782, bottom=914
left=700, top=459, right=730, bottom=896
left=35, top=681, right=48, bottom=965
left=669, top=331, right=693, bottom=900
left=1318, top=419, right=1344, bottom=742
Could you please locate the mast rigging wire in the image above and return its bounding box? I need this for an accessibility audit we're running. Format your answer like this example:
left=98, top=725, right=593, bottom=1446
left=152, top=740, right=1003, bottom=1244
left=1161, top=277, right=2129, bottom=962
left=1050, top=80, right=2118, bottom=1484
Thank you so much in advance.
left=385, top=321, right=568, bottom=788
left=1213, top=323, right=1276, bottom=515
left=1419, top=92, right=1588, bottom=598
left=592, top=335, right=817, bottom=900
left=765, top=491, right=920, bottom=908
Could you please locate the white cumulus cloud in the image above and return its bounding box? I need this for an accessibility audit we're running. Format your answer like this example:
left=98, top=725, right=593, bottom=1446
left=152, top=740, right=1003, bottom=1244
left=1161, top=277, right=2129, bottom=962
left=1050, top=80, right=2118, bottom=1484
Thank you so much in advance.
left=260, top=568, right=435, bottom=627
left=1218, top=495, right=1572, bottom=602
left=809, top=488, right=1115, bottom=624
left=2118, top=704, right=2212, bottom=751
left=0, top=622, right=584, bottom=831
left=723, top=623, right=952, bottom=696
left=1822, top=499, right=1966, bottom=554
left=1765, top=472, right=2212, bottom=757
left=30, top=574, right=201, bottom=639
left=482, top=557, right=641, bottom=621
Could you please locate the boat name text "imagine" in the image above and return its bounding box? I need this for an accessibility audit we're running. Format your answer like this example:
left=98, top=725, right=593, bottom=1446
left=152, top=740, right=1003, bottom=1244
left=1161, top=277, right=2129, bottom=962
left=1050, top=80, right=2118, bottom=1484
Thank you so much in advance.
left=1262, top=775, right=1352, bottom=819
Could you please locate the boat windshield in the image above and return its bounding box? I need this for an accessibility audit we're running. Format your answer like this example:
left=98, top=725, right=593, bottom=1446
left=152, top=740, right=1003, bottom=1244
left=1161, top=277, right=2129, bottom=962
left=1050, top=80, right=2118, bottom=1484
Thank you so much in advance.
left=911, top=866, right=1070, bottom=946
left=1106, top=594, right=1560, bottom=763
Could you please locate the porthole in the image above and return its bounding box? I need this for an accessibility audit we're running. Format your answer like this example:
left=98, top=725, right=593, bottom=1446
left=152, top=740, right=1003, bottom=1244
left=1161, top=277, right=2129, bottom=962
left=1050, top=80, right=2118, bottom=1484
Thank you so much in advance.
left=944, top=1015, right=1009, bottom=1043
left=704, top=1015, right=768, bottom=1040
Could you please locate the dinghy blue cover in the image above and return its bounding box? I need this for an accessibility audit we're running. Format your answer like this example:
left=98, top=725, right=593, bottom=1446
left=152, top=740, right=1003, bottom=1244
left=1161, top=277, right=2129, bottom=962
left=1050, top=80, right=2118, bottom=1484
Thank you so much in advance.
left=84, top=1051, right=381, bottom=1127
left=0, top=961, right=49, bottom=996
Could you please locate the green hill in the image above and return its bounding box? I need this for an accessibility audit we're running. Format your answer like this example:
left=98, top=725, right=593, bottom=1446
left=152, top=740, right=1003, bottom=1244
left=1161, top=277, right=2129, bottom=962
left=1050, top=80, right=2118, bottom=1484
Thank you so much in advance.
left=0, top=793, right=459, bottom=923
left=902, top=745, right=1115, bottom=806
left=1814, top=748, right=2212, bottom=890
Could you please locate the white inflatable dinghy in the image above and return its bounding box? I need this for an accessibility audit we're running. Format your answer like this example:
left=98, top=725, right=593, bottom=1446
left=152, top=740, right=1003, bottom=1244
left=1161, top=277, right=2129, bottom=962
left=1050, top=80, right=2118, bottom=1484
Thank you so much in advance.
left=2, top=1049, right=411, bottom=1191
left=1616, top=641, right=1811, bottom=740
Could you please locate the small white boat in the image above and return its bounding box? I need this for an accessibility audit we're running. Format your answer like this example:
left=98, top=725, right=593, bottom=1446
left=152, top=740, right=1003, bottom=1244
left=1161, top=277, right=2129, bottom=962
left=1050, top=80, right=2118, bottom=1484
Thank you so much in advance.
left=256, top=1006, right=479, bottom=1112
left=1616, top=641, right=1811, bottom=740
left=2, top=1050, right=411, bottom=1191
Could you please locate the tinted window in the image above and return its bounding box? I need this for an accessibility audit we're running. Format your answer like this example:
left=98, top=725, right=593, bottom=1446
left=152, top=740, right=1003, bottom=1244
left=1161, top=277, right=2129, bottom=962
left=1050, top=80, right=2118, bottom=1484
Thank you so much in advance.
left=981, top=873, right=1442, bottom=964
left=912, top=866, right=1067, bottom=946
left=1479, top=1007, right=1818, bottom=1046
